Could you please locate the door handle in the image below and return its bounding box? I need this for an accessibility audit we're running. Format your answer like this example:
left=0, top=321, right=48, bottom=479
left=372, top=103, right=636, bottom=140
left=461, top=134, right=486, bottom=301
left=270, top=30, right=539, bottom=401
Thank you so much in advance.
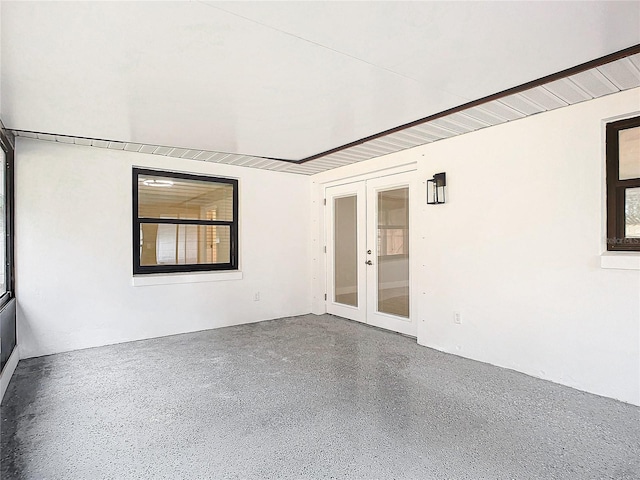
left=365, top=260, right=373, bottom=265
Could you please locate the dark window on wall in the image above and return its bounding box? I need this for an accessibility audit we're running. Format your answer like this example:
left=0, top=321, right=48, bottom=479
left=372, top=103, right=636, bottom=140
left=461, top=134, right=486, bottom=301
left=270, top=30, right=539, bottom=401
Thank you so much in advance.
left=606, top=116, right=640, bottom=251
left=0, top=129, right=14, bottom=301
left=0, top=125, right=16, bottom=373
left=133, top=168, right=238, bottom=274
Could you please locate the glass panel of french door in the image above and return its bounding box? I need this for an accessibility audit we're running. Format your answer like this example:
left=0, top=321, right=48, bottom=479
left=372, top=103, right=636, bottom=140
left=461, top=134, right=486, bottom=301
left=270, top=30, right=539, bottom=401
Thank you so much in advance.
left=325, top=182, right=367, bottom=323
left=377, top=187, right=409, bottom=317
left=334, top=195, right=358, bottom=307
left=365, top=172, right=415, bottom=337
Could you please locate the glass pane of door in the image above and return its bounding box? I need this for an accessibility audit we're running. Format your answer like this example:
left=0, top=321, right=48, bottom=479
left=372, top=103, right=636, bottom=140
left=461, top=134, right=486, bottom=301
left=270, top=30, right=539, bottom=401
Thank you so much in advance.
left=377, top=187, right=409, bottom=317
left=334, top=195, right=358, bottom=307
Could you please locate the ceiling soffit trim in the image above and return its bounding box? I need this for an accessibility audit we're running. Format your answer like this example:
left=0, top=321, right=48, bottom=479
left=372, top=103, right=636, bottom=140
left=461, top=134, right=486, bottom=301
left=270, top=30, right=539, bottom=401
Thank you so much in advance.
left=11, top=44, right=640, bottom=176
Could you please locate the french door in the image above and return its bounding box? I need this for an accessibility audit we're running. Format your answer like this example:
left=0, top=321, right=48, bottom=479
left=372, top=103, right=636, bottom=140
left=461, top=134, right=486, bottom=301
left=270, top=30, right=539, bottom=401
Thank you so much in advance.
left=326, top=172, right=415, bottom=336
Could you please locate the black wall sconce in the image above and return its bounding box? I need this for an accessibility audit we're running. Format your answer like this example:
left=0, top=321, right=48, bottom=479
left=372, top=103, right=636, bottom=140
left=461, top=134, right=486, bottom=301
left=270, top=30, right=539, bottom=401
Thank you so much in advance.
left=427, top=172, right=446, bottom=204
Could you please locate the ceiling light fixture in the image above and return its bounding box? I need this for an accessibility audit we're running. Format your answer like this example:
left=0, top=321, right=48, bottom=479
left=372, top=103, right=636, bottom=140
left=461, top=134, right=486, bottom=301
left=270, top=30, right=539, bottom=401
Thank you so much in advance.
left=142, top=179, right=174, bottom=187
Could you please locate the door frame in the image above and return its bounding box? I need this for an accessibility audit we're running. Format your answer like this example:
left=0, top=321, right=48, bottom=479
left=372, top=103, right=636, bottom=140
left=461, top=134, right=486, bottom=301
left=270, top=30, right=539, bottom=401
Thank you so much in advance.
left=322, top=165, right=418, bottom=337
left=325, top=181, right=367, bottom=323
left=365, top=172, right=416, bottom=336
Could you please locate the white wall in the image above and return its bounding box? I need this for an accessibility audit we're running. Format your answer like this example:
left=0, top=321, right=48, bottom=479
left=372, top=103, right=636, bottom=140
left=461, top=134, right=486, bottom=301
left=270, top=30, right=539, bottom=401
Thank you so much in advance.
left=311, top=88, right=640, bottom=406
left=15, top=138, right=311, bottom=358
left=12, top=89, right=640, bottom=405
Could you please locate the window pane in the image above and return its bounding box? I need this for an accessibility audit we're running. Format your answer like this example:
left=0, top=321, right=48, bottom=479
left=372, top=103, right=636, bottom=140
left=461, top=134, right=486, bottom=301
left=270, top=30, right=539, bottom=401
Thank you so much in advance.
left=334, top=195, right=358, bottom=307
left=377, top=188, right=409, bottom=318
left=619, top=126, right=640, bottom=180
left=0, top=148, right=5, bottom=295
left=140, top=224, right=231, bottom=266
left=138, top=175, right=234, bottom=221
left=626, top=187, right=640, bottom=238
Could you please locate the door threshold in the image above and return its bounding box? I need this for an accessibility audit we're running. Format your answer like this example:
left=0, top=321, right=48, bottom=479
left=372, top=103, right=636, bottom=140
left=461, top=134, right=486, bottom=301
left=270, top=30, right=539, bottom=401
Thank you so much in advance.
left=326, top=313, right=417, bottom=339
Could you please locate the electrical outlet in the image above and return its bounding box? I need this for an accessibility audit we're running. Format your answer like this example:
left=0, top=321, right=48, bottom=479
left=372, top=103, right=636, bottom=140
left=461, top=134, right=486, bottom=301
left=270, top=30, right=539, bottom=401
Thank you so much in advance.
left=454, top=312, right=461, bottom=324
left=254, top=292, right=260, bottom=302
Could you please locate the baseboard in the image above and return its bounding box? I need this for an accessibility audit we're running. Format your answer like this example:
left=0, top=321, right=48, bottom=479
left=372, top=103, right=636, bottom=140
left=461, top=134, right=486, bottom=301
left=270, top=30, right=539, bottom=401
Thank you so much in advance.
left=0, top=346, right=20, bottom=403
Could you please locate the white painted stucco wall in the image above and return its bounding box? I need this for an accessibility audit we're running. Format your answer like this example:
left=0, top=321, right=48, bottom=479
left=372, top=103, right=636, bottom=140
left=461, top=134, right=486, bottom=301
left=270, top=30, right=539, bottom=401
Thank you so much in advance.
left=12, top=88, right=640, bottom=406
left=15, top=139, right=311, bottom=358
left=312, top=87, right=640, bottom=406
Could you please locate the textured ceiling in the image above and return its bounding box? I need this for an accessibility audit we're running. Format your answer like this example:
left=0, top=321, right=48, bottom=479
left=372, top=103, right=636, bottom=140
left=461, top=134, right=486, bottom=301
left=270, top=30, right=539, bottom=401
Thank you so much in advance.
left=2, top=1, right=640, bottom=168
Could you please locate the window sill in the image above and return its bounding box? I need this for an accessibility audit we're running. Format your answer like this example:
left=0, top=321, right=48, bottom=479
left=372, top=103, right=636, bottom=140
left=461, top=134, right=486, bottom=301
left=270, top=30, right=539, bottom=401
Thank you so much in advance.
left=600, top=252, right=640, bottom=270
left=132, top=271, right=243, bottom=286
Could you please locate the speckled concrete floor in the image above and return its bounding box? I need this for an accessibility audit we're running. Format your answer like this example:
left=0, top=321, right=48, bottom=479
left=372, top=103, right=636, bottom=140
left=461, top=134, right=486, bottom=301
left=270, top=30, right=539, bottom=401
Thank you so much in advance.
left=2, top=315, right=639, bottom=479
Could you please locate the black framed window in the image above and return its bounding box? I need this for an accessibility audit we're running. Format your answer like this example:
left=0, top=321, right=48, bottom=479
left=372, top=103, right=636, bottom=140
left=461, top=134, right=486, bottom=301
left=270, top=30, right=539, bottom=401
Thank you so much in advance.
left=0, top=124, right=16, bottom=373
left=133, top=168, right=238, bottom=274
left=606, top=116, right=640, bottom=251
left=0, top=128, right=14, bottom=302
